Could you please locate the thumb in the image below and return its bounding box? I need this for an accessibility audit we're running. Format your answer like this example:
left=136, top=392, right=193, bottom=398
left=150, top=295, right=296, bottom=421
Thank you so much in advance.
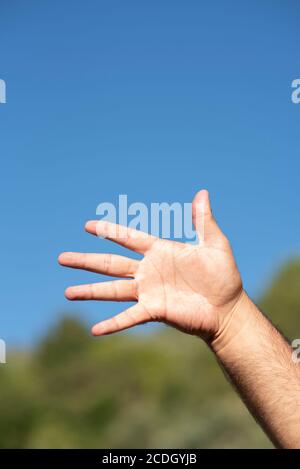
left=192, top=190, right=222, bottom=244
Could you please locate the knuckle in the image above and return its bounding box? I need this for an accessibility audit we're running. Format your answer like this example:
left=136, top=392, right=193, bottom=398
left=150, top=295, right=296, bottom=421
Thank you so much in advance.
left=103, top=253, right=112, bottom=273
left=90, top=284, right=96, bottom=299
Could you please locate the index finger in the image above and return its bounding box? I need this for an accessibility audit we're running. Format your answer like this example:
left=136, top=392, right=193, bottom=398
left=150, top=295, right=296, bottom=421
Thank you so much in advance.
left=85, top=220, right=157, bottom=254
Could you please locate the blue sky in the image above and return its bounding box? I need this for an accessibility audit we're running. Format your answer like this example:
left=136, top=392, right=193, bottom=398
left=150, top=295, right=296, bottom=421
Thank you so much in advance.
left=1, top=0, right=299, bottom=345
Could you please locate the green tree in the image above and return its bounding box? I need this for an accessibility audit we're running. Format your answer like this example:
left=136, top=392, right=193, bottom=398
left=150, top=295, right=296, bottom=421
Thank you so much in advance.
left=259, top=258, right=300, bottom=339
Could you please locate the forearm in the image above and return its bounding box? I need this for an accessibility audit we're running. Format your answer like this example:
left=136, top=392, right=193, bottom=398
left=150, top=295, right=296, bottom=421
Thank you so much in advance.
left=210, top=291, right=300, bottom=448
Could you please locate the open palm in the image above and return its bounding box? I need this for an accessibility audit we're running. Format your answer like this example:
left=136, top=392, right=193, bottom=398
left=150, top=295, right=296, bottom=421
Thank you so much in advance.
left=59, top=190, right=243, bottom=340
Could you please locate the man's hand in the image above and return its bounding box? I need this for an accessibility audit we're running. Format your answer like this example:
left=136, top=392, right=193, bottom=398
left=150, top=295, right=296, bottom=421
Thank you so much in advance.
left=59, top=189, right=300, bottom=448
left=59, top=190, right=243, bottom=341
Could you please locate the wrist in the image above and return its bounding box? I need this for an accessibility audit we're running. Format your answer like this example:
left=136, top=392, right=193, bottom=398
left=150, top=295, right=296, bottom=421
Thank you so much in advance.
left=209, top=290, right=261, bottom=355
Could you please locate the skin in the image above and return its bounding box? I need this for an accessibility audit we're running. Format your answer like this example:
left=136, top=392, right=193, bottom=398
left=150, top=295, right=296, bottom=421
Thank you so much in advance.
left=59, top=189, right=300, bottom=448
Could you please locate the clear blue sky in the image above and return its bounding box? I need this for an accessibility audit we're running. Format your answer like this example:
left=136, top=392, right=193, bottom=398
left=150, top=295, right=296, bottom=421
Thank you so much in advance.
left=1, top=0, right=299, bottom=345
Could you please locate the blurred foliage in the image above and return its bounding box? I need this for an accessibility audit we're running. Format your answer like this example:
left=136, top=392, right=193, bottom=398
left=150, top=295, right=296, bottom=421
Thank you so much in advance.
left=1, top=258, right=300, bottom=448
left=260, top=258, right=300, bottom=340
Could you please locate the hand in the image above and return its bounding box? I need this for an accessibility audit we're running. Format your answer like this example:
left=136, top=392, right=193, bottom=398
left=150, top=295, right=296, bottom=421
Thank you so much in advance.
left=58, top=190, right=243, bottom=342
